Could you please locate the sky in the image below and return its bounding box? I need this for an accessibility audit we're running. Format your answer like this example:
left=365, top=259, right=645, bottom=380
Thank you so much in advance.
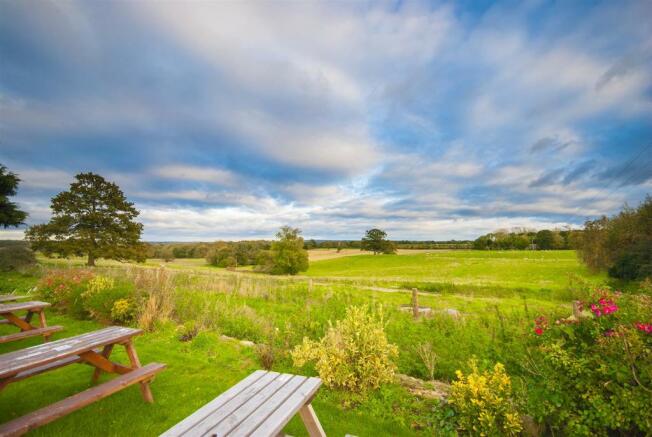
left=1, top=0, right=651, bottom=242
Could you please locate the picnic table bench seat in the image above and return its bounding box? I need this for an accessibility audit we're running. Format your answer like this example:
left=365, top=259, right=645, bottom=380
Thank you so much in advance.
left=0, top=326, right=166, bottom=436
left=0, top=301, right=63, bottom=344
left=162, top=370, right=326, bottom=437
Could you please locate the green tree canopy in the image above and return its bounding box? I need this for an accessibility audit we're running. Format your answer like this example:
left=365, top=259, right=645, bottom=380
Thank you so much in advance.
left=263, top=226, right=309, bottom=275
left=576, top=195, right=652, bottom=280
left=0, top=164, right=28, bottom=228
left=25, top=172, right=145, bottom=266
left=534, top=230, right=554, bottom=250
left=361, top=228, right=396, bottom=254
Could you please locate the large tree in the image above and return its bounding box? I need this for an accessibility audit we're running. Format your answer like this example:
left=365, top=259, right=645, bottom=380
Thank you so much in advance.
left=361, top=228, right=396, bottom=254
left=0, top=165, right=28, bottom=228
left=25, top=172, right=145, bottom=266
left=263, top=226, right=309, bottom=275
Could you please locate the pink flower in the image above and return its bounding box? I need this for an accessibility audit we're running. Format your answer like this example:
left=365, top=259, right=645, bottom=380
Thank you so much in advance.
left=534, top=327, right=544, bottom=336
left=636, top=323, right=652, bottom=334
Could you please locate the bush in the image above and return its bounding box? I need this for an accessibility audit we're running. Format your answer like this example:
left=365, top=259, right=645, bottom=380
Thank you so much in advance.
left=37, top=269, right=95, bottom=317
left=528, top=290, right=652, bottom=435
left=291, top=305, right=398, bottom=393
left=448, top=359, right=523, bottom=436
left=608, top=240, right=652, bottom=281
left=0, top=245, right=36, bottom=271
left=111, top=298, right=136, bottom=324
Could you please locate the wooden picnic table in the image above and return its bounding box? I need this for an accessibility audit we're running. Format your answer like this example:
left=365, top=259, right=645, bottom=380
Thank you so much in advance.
left=0, top=326, right=166, bottom=436
left=161, top=370, right=325, bottom=437
left=0, top=301, right=63, bottom=344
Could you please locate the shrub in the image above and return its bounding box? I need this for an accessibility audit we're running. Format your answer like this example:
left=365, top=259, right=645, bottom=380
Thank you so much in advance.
left=448, top=359, right=523, bottom=436
left=528, top=290, right=652, bottom=435
left=0, top=245, right=36, bottom=271
left=133, top=268, right=174, bottom=331
left=111, top=298, right=135, bottom=324
left=291, top=305, right=398, bottom=393
left=37, top=269, right=94, bottom=317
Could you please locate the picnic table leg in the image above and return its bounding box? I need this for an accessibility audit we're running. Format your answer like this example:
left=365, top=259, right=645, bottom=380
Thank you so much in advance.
left=124, top=340, right=154, bottom=403
left=298, top=403, right=326, bottom=437
left=37, top=310, right=52, bottom=341
left=91, top=344, right=115, bottom=384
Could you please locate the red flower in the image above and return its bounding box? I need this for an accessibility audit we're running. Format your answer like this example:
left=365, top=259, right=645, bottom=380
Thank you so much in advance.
left=534, top=327, right=544, bottom=336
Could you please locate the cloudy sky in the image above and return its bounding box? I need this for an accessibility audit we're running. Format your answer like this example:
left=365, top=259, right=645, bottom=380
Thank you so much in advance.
left=1, top=0, right=651, bottom=241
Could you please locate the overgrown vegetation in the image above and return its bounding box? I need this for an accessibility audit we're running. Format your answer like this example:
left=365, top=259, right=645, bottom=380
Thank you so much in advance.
left=576, top=196, right=652, bottom=280
left=473, top=227, right=578, bottom=250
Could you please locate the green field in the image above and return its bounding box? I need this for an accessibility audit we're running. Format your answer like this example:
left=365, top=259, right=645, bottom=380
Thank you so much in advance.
left=0, top=250, right=614, bottom=435
left=306, top=250, right=603, bottom=291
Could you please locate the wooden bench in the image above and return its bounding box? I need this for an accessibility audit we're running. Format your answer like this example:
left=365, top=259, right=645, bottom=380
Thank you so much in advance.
left=161, top=370, right=325, bottom=437
left=0, top=296, right=26, bottom=304
left=0, top=326, right=166, bottom=436
left=0, top=301, right=63, bottom=344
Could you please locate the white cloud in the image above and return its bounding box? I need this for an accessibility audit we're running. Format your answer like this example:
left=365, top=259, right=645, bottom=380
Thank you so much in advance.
left=152, top=165, right=237, bottom=186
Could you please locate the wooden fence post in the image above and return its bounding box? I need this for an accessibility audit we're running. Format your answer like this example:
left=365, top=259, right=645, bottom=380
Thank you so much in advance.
left=412, top=288, right=419, bottom=319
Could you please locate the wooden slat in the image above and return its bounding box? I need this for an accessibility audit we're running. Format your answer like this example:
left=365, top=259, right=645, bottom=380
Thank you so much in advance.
left=0, top=326, right=63, bottom=344
left=181, top=371, right=281, bottom=437
left=0, top=296, right=26, bottom=303
left=0, top=301, right=50, bottom=314
left=0, top=327, right=141, bottom=379
left=226, top=375, right=308, bottom=436
left=0, top=363, right=166, bottom=437
left=5, top=355, right=84, bottom=384
left=207, top=373, right=293, bottom=435
left=160, top=370, right=268, bottom=437
left=249, top=377, right=322, bottom=436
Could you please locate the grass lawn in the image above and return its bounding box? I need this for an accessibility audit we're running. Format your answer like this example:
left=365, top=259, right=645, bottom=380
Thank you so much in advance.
left=306, top=250, right=604, bottom=291
left=0, top=312, right=414, bottom=436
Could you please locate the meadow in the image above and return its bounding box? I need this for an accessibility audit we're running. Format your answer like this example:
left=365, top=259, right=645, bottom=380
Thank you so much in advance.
left=0, top=250, right=631, bottom=436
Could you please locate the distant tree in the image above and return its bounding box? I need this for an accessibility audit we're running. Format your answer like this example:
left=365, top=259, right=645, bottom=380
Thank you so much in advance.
left=534, top=230, right=554, bottom=250
left=160, top=246, right=175, bottom=263
left=576, top=196, right=652, bottom=280
left=25, top=172, right=145, bottom=266
left=361, top=228, right=396, bottom=254
left=0, top=164, right=28, bottom=228
left=263, top=226, right=309, bottom=275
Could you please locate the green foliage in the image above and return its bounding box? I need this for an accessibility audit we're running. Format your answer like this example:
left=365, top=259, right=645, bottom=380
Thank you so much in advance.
left=448, top=359, right=523, bottom=436
left=82, top=275, right=134, bottom=323
left=36, top=269, right=95, bottom=318
left=528, top=291, right=652, bottom=435
left=473, top=228, right=575, bottom=250
left=110, top=298, right=136, bottom=324
left=25, top=172, right=145, bottom=266
left=361, top=228, right=396, bottom=254
left=0, top=164, right=27, bottom=228
left=576, top=196, right=652, bottom=280
left=292, top=305, right=398, bottom=393
left=205, top=241, right=269, bottom=267
left=0, top=244, right=36, bottom=271
left=260, top=226, right=309, bottom=275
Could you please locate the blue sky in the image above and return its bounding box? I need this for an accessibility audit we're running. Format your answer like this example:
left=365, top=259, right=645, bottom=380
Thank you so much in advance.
left=1, top=0, right=651, bottom=241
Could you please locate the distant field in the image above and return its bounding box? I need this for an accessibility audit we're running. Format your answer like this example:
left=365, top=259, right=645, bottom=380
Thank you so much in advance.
left=307, top=248, right=432, bottom=261
left=306, top=250, right=604, bottom=291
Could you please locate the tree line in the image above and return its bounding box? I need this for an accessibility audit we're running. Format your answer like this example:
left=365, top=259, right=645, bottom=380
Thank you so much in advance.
left=473, top=228, right=579, bottom=250
left=575, top=196, right=651, bottom=281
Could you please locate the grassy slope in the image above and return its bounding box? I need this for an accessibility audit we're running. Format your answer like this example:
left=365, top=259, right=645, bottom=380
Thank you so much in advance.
left=306, top=250, right=603, bottom=291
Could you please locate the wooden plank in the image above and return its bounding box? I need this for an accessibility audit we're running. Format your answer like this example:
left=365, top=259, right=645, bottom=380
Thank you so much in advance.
left=249, top=377, right=322, bottom=437
left=0, top=363, right=166, bottom=437
left=181, top=371, right=281, bottom=437
left=0, top=326, right=63, bottom=344
left=4, top=355, right=84, bottom=384
left=298, top=404, right=326, bottom=437
left=0, top=296, right=26, bottom=303
left=0, top=301, right=50, bottom=314
left=159, top=370, right=268, bottom=437
left=227, top=375, right=308, bottom=436
left=1, top=313, right=33, bottom=331
left=0, top=327, right=142, bottom=379
left=207, top=373, right=294, bottom=435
